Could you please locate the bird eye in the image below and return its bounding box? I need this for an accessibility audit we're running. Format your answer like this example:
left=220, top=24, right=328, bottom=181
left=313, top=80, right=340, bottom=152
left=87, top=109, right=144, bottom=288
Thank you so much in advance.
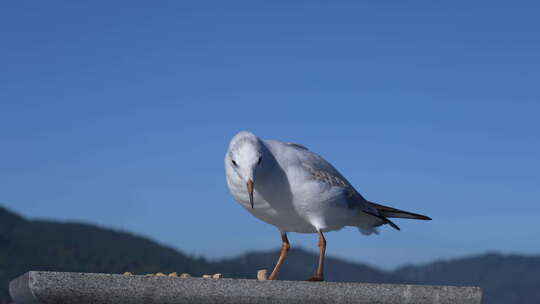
left=231, top=160, right=238, bottom=167
left=257, top=156, right=262, bottom=165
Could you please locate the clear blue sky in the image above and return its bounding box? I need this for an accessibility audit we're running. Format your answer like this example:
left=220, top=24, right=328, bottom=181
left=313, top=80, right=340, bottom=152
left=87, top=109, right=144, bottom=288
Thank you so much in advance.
left=1, top=1, right=539, bottom=269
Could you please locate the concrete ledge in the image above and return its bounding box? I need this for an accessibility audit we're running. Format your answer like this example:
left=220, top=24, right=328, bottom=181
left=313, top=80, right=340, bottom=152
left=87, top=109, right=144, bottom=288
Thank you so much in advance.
left=10, top=271, right=482, bottom=304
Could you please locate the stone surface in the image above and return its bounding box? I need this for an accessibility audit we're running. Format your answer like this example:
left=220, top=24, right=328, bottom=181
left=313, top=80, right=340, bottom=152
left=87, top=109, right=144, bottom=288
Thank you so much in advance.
left=10, top=271, right=482, bottom=304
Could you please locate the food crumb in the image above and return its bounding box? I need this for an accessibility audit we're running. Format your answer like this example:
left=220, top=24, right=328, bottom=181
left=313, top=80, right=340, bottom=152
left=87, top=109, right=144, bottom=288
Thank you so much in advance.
left=257, top=269, right=268, bottom=281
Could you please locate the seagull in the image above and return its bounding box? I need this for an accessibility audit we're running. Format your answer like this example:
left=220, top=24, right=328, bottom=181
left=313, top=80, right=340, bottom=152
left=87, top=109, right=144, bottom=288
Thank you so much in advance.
left=224, top=131, right=431, bottom=281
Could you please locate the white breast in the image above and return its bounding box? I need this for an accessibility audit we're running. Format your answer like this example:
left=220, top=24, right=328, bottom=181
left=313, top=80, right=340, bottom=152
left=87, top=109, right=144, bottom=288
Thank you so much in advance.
left=225, top=163, right=317, bottom=233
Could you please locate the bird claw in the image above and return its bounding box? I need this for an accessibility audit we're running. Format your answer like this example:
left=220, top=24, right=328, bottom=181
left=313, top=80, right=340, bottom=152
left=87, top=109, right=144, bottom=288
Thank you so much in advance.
left=307, top=275, right=324, bottom=282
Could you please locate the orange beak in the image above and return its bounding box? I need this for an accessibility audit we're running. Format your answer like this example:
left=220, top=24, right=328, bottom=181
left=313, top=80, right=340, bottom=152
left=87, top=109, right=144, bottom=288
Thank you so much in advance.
left=246, top=179, right=254, bottom=208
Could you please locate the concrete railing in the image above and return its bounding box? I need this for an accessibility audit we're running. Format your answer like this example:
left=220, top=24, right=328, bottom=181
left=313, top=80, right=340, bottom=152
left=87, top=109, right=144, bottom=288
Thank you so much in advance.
left=9, top=271, right=482, bottom=304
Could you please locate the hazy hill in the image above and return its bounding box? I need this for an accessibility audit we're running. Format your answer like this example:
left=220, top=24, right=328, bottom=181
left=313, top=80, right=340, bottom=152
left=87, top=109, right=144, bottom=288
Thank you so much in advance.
left=1, top=206, right=539, bottom=303
left=0, top=206, right=212, bottom=303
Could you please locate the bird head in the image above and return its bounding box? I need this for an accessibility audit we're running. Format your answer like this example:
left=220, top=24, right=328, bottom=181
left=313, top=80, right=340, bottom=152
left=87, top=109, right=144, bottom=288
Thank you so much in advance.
left=227, top=131, right=263, bottom=208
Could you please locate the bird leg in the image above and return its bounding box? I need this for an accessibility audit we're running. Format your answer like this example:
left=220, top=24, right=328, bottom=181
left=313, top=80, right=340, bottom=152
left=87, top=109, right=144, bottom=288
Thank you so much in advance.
left=268, top=233, right=290, bottom=280
left=308, top=230, right=326, bottom=281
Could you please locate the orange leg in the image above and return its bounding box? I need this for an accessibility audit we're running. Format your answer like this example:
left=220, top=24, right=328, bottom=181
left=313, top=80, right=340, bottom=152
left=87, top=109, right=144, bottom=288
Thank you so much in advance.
left=308, top=230, right=326, bottom=281
left=268, top=233, right=290, bottom=280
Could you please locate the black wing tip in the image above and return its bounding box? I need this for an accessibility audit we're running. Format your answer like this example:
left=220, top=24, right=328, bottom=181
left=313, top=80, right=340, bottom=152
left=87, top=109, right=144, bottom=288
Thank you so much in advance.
left=417, top=215, right=432, bottom=221
left=364, top=210, right=401, bottom=231
left=387, top=219, right=401, bottom=231
left=367, top=201, right=432, bottom=221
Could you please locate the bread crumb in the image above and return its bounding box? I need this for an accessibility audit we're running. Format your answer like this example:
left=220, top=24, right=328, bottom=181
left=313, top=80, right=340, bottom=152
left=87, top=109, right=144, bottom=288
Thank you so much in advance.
left=257, top=269, right=268, bottom=281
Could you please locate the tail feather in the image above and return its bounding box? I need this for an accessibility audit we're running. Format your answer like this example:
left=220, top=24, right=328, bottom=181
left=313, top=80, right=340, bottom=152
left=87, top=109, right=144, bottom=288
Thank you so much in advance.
left=367, top=201, right=432, bottom=220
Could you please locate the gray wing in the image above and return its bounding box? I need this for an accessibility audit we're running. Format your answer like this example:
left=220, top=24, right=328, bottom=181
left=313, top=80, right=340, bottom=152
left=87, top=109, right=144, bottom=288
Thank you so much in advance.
left=286, top=142, right=415, bottom=230
left=283, top=142, right=370, bottom=206
left=286, top=142, right=309, bottom=150
left=267, top=139, right=401, bottom=228
left=299, top=152, right=403, bottom=229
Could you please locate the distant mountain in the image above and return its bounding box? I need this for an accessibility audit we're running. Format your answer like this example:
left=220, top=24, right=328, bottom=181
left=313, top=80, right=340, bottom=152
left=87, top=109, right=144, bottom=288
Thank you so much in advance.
left=1, top=206, right=538, bottom=304
left=0, top=206, right=212, bottom=303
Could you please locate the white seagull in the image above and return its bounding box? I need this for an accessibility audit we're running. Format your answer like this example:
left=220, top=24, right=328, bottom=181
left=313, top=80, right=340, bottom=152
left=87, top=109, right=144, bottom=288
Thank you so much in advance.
left=225, top=131, right=431, bottom=281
